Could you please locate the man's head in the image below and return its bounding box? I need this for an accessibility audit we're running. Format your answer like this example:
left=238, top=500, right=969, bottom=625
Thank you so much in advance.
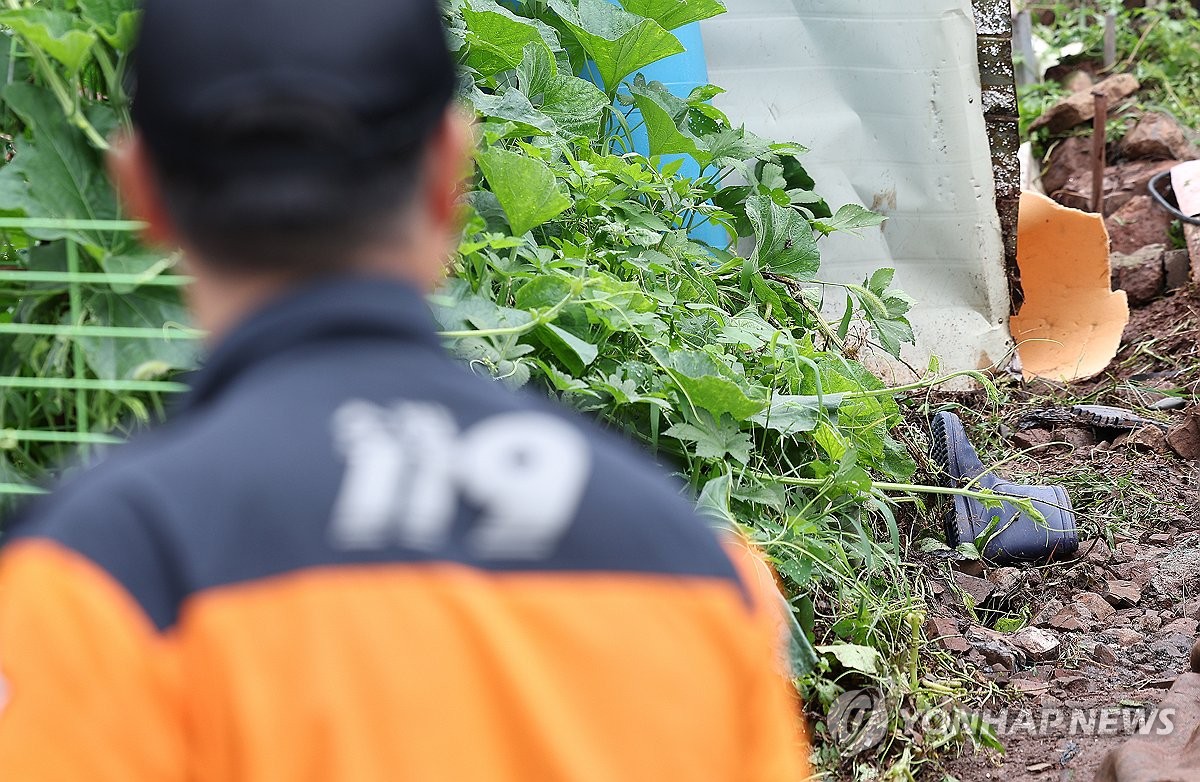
left=110, top=0, right=471, bottom=301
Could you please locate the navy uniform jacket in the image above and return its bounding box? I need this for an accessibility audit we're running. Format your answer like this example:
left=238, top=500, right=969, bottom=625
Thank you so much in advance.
left=0, top=277, right=810, bottom=780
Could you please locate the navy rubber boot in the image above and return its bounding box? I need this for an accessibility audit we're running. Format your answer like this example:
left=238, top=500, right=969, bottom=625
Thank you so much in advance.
left=931, top=411, right=1078, bottom=564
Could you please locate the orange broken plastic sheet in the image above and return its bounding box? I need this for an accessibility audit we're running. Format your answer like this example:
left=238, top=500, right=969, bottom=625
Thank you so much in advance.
left=1010, top=191, right=1129, bottom=381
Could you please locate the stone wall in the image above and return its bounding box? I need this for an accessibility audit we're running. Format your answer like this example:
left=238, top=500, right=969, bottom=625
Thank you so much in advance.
left=974, top=0, right=1024, bottom=312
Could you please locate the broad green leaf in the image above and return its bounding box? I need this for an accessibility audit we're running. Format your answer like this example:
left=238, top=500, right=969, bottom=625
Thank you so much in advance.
left=619, top=0, right=726, bottom=31
left=547, top=0, right=682, bottom=89
left=813, top=203, right=888, bottom=235
left=77, top=0, right=139, bottom=50
left=469, top=88, right=557, bottom=136
left=0, top=83, right=121, bottom=252
left=694, top=472, right=736, bottom=529
left=628, top=77, right=710, bottom=164
left=462, top=5, right=551, bottom=77
left=539, top=75, right=609, bottom=140
left=516, top=45, right=607, bottom=140
left=476, top=147, right=571, bottom=236
left=79, top=287, right=199, bottom=380
left=815, top=643, right=882, bottom=675
left=666, top=412, right=751, bottom=463
left=0, top=9, right=96, bottom=73
left=515, top=275, right=575, bottom=311
left=653, top=347, right=767, bottom=421
left=750, top=394, right=842, bottom=436
left=535, top=323, right=598, bottom=375
left=746, top=195, right=820, bottom=279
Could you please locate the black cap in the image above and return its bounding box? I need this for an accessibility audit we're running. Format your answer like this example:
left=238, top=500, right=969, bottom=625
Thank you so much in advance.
left=130, top=0, right=457, bottom=181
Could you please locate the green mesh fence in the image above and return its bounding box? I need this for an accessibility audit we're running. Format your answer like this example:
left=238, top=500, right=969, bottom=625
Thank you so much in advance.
left=0, top=217, right=199, bottom=499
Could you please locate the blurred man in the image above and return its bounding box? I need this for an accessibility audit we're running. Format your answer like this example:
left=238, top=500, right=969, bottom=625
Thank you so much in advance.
left=0, top=0, right=810, bottom=778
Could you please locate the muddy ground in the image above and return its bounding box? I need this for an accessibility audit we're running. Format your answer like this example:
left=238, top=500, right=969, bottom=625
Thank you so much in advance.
left=910, top=286, right=1200, bottom=780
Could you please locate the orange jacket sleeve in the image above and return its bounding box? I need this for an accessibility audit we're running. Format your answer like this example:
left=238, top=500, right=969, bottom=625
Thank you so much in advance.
left=0, top=540, right=183, bottom=781
left=724, top=535, right=815, bottom=781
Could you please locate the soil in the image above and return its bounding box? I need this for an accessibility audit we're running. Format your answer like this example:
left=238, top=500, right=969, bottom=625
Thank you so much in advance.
left=912, top=285, right=1200, bottom=780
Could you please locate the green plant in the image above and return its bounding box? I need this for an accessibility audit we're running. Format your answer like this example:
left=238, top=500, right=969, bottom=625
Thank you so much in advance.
left=2, top=0, right=1014, bottom=775
left=1021, top=1, right=1200, bottom=146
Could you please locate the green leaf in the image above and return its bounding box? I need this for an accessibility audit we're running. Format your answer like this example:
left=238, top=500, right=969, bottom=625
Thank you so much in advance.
left=476, top=147, right=571, bottom=236
left=535, top=323, right=598, bottom=375
left=547, top=0, right=682, bottom=89
left=653, top=347, right=767, bottom=421
left=746, top=195, right=820, bottom=279
left=77, top=0, right=139, bottom=50
left=462, top=4, right=552, bottom=77
left=666, top=412, right=752, bottom=463
left=750, top=394, right=841, bottom=436
left=515, top=275, right=575, bottom=311
left=628, top=77, right=710, bottom=164
left=79, top=287, right=199, bottom=381
left=812, top=203, right=888, bottom=235
left=517, top=45, right=608, bottom=140
left=469, top=87, right=557, bottom=136
left=0, top=8, right=96, bottom=73
left=694, top=472, right=736, bottom=530
left=618, top=0, right=726, bottom=31
left=815, top=643, right=882, bottom=675
left=0, top=83, right=121, bottom=252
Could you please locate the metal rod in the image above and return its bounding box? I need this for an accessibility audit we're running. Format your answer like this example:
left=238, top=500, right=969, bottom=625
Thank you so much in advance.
left=0, top=217, right=144, bottom=231
left=1014, top=11, right=1038, bottom=87
left=0, top=270, right=190, bottom=286
left=1103, top=12, right=1117, bottom=70
left=65, top=240, right=90, bottom=457
left=1091, top=91, right=1108, bottom=214
left=0, top=377, right=189, bottom=392
left=0, top=323, right=203, bottom=340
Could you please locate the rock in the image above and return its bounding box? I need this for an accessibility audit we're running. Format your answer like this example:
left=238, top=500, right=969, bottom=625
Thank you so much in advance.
left=1110, top=244, right=1166, bottom=306
left=1179, top=597, right=1200, bottom=622
left=1150, top=633, right=1191, bottom=658
left=1124, top=425, right=1169, bottom=453
left=988, top=567, right=1023, bottom=596
left=1162, top=617, right=1200, bottom=637
left=926, top=616, right=972, bottom=653
left=953, top=558, right=985, bottom=578
left=1010, top=674, right=1052, bottom=695
left=1030, top=73, right=1140, bottom=134
left=1079, top=591, right=1119, bottom=626
left=1050, top=606, right=1088, bottom=632
left=1115, top=541, right=1142, bottom=563
left=1120, top=112, right=1198, bottom=161
left=1106, top=579, right=1144, bottom=608
left=1102, top=626, right=1144, bottom=646
left=1191, top=639, right=1200, bottom=673
left=1168, top=411, right=1200, bottom=460
left=1148, top=532, right=1174, bottom=545
left=1106, top=195, right=1175, bottom=255
left=1084, top=539, right=1113, bottom=564
left=1013, top=627, right=1062, bottom=661
left=1051, top=157, right=1178, bottom=215
left=1034, top=598, right=1067, bottom=627
left=1166, top=248, right=1193, bottom=290
left=1057, top=426, right=1097, bottom=450
left=970, top=637, right=1023, bottom=671
left=1012, top=427, right=1053, bottom=451
left=1155, top=548, right=1200, bottom=599
left=1065, top=70, right=1095, bottom=94
left=1043, top=136, right=1095, bottom=198
left=1093, top=642, right=1120, bottom=665
left=1052, top=671, right=1091, bottom=694
left=953, top=572, right=995, bottom=605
